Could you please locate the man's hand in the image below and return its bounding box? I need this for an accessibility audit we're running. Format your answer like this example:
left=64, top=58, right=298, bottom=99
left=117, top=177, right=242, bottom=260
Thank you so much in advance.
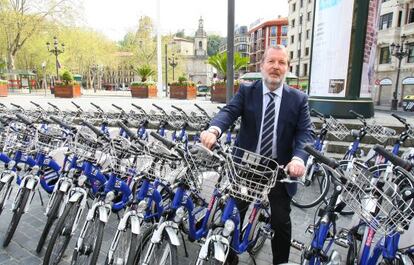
left=286, top=159, right=305, bottom=178
left=200, top=130, right=218, bottom=150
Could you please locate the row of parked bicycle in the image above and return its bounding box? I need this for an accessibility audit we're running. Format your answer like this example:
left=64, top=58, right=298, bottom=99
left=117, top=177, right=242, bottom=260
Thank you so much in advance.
left=0, top=101, right=412, bottom=265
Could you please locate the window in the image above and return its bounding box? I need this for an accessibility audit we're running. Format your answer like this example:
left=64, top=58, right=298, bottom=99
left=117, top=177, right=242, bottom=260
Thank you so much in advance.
left=379, top=47, right=391, bottom=64
left=408, top=43, right=414, bottom=63
left=300, top=0, right=303, bottom=8
left=299, top=15, right=303, bottom=25
left=290, top=51, right=294, bottom=59
left=281, top=26, right=288, bottom=36
left=409, top=8, right=414, bottom=24
left=296, top=65, right=300, bottom=77
left=305, top=47, right=309, bottom=56
left=270, top=26, right=277, bottom=37
left=290, top=66, right=293, bottom=73
left=298, top=33, right=302, bottom=42
left=281, top=38, right=288, bottom=47
left=292, top=3, right=296, bottom=12
left=304, top=63, right=308, bottom=76
left=297, top=49, right=301, bottom=58
left=307, top=11, right=312, bottom=21
left=291, top=35, right=295, bottom=44
left=291, top=19, right=295, bottom=28
left=306, top=29, right=310, bottom=39
left=379, top=13, right=393, bottom=30
left=398, top=11, right=402, bottom=27
left=270, top=39, right=277, bottom=46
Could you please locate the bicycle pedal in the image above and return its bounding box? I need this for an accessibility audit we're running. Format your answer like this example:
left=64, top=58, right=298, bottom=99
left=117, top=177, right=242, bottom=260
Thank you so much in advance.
left=260, top=226, right=274, bottom=240
left=337, top=228, right=349, bottom=239
left=291, top=239, right=305, bottom=251
left=306, top=225, right=315, bottom=234
left=334, top=236, right=349, bottom=248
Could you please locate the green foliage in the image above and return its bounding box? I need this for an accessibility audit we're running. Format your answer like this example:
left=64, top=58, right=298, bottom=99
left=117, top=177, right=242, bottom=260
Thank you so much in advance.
left=207, top=35, right=223, bottom=56
left=61, top=70, right=74, bottom=85
left=135, top=65, right=155, bottom=82
left=171, top=76, right=194, bottom=86
left=130, top=80, right=155, bottom=87
left=207, top=52, right=249, bottom=81
left=0, top=79, right=7, bottom=85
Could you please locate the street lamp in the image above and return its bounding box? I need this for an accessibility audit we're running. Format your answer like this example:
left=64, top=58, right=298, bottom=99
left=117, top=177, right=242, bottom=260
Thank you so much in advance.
left=46, top=37, right=64, bottom=81
left=389, top=34, right=409, bottom=111
left=168, top=53, right=178, bottom=81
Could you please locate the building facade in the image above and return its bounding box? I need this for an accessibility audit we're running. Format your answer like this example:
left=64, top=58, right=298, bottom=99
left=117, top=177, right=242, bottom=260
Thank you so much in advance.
left=374, top=0, right=414, bottom=106
left=287, top=0, right=314, bottom=89
left=248, top=17, right=289, bottom=72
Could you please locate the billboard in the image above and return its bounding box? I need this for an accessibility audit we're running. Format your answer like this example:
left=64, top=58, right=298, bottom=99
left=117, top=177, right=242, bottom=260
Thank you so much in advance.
left=309, top=0, right=355, bottom=97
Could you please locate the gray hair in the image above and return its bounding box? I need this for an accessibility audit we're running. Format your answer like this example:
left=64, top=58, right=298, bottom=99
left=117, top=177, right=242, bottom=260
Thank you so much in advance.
left=260, top=45, right=290, bottom=65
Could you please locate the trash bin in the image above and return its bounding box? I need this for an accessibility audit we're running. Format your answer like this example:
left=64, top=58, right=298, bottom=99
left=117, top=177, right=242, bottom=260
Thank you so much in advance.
left=402, top=95, right=414, bottom=111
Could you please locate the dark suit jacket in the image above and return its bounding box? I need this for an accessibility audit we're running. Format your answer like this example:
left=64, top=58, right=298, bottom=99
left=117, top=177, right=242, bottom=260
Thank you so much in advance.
left=210, top=80, right=313, bottom=196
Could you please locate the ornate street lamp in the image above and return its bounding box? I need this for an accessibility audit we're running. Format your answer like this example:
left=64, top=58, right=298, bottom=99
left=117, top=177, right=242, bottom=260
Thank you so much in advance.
left=168, top=53, right=178, bottom=81
left=46, top=36, right=65, bottom=81
left=389, top=34, right=409, bottom=111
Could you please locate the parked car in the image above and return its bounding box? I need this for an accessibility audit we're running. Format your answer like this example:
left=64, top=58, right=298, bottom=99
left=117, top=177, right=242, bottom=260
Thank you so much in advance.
left=196, top=85, right=210, bottom=96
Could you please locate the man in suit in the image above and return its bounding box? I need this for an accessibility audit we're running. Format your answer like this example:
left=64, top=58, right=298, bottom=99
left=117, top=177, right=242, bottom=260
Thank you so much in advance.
left=201, top=45, right=313, bottom=264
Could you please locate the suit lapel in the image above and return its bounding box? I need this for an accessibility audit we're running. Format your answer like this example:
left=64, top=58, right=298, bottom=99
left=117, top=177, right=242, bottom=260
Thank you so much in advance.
left=254, top=81, right=263, bottom=138
left=277, top=84, right=290, bottom=146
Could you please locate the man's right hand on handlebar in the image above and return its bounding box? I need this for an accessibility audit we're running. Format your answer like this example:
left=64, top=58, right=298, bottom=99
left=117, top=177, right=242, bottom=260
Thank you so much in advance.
left=200, top=128, right=219, bottom=150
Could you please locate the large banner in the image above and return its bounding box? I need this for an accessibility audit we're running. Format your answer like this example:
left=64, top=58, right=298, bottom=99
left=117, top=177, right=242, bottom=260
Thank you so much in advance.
left=360, top=0, right=381, bottom=98
left=309, top=0, right=355, bottom=97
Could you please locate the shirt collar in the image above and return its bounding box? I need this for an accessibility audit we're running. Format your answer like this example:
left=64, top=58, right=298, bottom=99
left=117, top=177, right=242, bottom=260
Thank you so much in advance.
left=262, top=80, right=283, bottom=98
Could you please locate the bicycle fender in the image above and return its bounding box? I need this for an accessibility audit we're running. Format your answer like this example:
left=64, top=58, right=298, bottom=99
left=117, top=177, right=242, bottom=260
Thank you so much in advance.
left=151, top=221, right=180, bottom=246
left=59, top=180, right=71, bottom=193
left=25, top=175, right=39, bottom=190
left=129, top=215, right=141, bottom=235
left=69, top=192, right=84, bottom=203
left=98, top=205, right=109, bottom=223
left=213, top=236, right=229, bottom=263
left=0, top=172, right=15, bottom=184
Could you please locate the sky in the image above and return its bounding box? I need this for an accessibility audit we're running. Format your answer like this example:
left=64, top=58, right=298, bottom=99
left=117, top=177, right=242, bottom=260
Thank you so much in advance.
left=82, top=0, right=289, bottom=41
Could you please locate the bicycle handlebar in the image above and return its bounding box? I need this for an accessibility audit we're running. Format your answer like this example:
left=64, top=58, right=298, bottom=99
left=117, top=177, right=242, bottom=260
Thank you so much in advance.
left=10, top=103, right=23, bottom=110
left=50, top=116, right=77, bottom=132
left=90, top=102, right=104, bottom=113
left=80, top=119, right=107, bottom=140
left=47, top=102, right=60, bottom=111
left=15, top=113, right=33, bottom=126
left=373, top=144, right=413, bottom=171
left=30, top=101, right=44, bottom=110
left=304, top=145, right=339, bottom=169
left=149, top=131, right=176, bottom=150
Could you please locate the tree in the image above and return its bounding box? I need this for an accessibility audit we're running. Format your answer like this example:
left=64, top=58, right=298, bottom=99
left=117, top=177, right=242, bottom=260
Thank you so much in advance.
left=207, top=52, right=249, bottom=81
left=135, top=65, right=155, bottom=82
left=207, top=35, right=223, bottom=56
left=135, top=16, right=157, bottom=66
left=0, top=0, right=76, bottom=71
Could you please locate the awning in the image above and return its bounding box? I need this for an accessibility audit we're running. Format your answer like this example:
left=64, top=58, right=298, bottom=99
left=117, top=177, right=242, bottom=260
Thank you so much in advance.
left=402, top=77, right=414, bottom=85
left=380, top=78, right=392, bottom=85
left=286, top=72, right=298, bottom=79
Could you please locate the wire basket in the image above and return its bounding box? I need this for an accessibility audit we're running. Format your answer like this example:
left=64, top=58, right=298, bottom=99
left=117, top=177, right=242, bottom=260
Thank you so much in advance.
left=168, top=111, right=187, bottom=130
left=106, top=136, right=138, bottom=178
left=366, top=121, right=396, bottom=143
left=35, top=125, right=68, bottom=154
left=224, top=146, right=278, bottom=203
left=4, top=123, right=36, bottom=153
left=70, top=127, right=105, bottom=162
left=338, top=166, right=414, bottom=236
left=326, top=116, right=350, bottom=140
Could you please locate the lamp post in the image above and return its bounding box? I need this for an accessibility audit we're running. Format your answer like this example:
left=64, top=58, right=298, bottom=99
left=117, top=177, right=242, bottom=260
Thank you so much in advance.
left=46, top=36, right=64, bottom=81
left=41, top=61, right=47, bottom=96
left=389, top=34, right=409, bottom=111
left=168, top=53, right=178, bottom=81
left=296, top=12, right=303, bottom=89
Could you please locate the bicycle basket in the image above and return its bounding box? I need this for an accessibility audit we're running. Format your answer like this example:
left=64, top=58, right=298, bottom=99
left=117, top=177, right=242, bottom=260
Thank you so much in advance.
left=71, top=127, right=104, bottom=161
left=225, top=146, right=278, bottom=203
left=35, top=125, right=68, bottom=154
left=366, top=121, right=396, bottom=143
left=4, top=122, right=36, bottom=153
left=326, top=116, right=350, bottom=140
left=339, top=166, right=414, bottom=236
left=107, top=136, right=137, bottom=178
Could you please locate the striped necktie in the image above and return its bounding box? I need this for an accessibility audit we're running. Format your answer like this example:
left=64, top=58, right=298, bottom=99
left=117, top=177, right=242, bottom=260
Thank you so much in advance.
left=260, top=92, right=276, bottom=157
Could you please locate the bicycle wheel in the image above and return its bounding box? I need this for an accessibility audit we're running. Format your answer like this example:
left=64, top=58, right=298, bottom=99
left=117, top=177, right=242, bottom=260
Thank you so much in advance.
left=43, top=201, right=80, bottom=265
left=36, top=190, right=64, bottom=253
left=292, top=162, right=330, bottom=208
left=71, top=214, right=105, bottom=265
left=3, top=187, right=30, bottom=247
left=104, top=216, right=138, bottom=265
left=346, top=230, right=362, bottom=265
left=133, top=224, right=154, bottom=265
left=134, top=227, right=178, bottom=265
left=0, top=177, right=13, bottom=216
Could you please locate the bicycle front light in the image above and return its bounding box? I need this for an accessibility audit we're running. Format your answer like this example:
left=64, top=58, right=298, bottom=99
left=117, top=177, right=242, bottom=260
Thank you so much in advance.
left=105, top=191, right=115, bottom=203
left=7, top=160, right=16, bottom=170
left=78, top=175, right=87, bottom=186
left=223, top=219, right=235, bottom=237
left=137, top=200, right=148, bottom=213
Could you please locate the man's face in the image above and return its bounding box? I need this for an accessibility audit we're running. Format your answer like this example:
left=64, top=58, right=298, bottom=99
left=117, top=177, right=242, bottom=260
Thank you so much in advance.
left=260, top=48, right=289, bottom=90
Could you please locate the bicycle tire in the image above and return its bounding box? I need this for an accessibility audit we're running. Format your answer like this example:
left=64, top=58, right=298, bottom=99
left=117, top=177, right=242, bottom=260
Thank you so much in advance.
left=346, top=231, right=361, bottom=265
left=36, top=190, right=64, bottom=253
left=248, top=220, right=267, bottom=255
left=71, top=214, right=105, bottom=265
left=133, top=224, right=154, bottom=265
left=3, top=187, right=30, bottom=247
left=43, top=201, right=79, bottom=265
left=134, top=225, right=178, bottom=265
left=0, top=178, right=13, bottom=216
left=292, top=162, right=330, bottom=208
left=104, top=216, right=138, bottom=265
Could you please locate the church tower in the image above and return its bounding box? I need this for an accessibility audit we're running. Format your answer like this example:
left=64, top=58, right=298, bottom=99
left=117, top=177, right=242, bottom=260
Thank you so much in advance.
left=194, top=17, right=207, bottom=57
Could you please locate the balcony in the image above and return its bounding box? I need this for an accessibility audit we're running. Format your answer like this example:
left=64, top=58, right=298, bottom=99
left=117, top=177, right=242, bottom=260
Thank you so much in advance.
left=401, top=23, right=414, bottom=39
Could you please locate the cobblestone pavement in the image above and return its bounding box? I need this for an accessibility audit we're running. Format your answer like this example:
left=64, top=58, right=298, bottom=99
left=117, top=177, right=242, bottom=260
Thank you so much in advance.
left=0, top=93, right=413, bottom=264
